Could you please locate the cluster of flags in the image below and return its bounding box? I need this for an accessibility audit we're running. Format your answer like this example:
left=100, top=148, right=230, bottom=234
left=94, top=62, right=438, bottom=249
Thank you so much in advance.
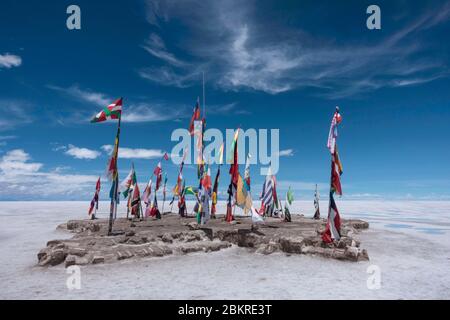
left=86, top=94, right=346, bottom=244
left=322, top=107, right=344, bottom=244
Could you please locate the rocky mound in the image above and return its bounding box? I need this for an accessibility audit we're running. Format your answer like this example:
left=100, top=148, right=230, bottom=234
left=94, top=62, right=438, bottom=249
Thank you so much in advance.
left=37, top=214, right=369, bottom=268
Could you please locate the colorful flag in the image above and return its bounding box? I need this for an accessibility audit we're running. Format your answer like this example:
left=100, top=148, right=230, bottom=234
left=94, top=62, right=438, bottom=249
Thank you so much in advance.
left=229, top=129, right=239, bottom=186
left=91, top=98, right=123, bottom=123
left=130, top=182, right=141, bottom=217
left=218, top=143, right=224, bottom=165
left=189, top=97, right=201, bottom=135
left=88, top=177, right=101, bottom=215
left=162, top=173, right=168, bottom=201
left=322, top=192, right=341, bottom=243
left=236, top=174, right=252, bottom=214
left=314, top=184, right=320, bottom=219
left=327, top=106, right=342, bottom=154
left=121, top=165, right=136, bottom=199
left=251, top=206, right=264, bottom=224
left=202, top=165, right=212, bottom=190
left=211, top=166, right=221, bottom=215
left=284, top=187, right=293, bottom=222
left=184, top=186, right=197, bottom=196
left=142, top=178, right=152, bottom=205
left=154, top=162, right=162, bottom=191
left=244, top=153, right=251, bottom=190
left=331, top=144, right=343, bottom=195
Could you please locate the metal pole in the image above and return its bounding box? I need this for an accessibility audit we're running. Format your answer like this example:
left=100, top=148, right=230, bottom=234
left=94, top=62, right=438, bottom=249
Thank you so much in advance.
left=108, top=116, right=121, bottom=235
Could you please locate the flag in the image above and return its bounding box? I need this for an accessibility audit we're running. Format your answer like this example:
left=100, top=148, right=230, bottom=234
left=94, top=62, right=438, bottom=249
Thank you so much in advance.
left=130, top=182, right=141, bottom=216
left=154, top=162, right=162, bottom=191
left=88, top=177, right=101, bottom=215
left=331, top=144, right=343, bottom=195
left=314, top=184, right=320, bottom=219
left=184, top=186, right=197, bottom=196
left=244, top=154, right=251, bottom=190
left=211, top=166, right=221, bottom=214
left=229, top=129, right=239, bottom=186
left=189, top=97, right=201, bottom=135
left=284, top=187, right=293, bottom=222
left=121, top=165, right=136, bottom=199
left=162, top=173, right=168, bottom=201
left=322, top=192, right=341, bottom=243
left=142, top=178, right=152, bottom=205
left=173, top=155, right=185, bottom=196
left=202, top=165, right=212, bottom=190
left=163, top=152, right=169, bottom=161
left=236, top=174, right=252, bottom=214
left=104, top=123, right=120, bottom=182
left=91, top=98, right=122, bottom=123
left=327, top=107, right=342, bottom=154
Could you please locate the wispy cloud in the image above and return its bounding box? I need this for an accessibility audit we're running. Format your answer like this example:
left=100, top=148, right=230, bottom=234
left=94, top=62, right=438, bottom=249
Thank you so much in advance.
left=142, top=33, right=188, bottom=67
left=0, top=100, right=33, bottom=131
left=142, top=0, right=450, bottom=97
left=0, top=149, right=99, bottom=199
left=48, top=84, right=184, bottom=123
left=101, top=145, right=165, bottom=159
left=0, top=53, right=22, bottom=69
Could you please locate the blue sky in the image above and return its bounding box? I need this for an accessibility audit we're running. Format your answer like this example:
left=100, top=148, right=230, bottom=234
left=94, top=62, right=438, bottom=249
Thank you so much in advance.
left=1, top=0, right=450, bottom=201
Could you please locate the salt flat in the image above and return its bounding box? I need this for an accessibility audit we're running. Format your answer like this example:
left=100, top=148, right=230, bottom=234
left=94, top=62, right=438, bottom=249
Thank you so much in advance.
left=0, top=200, right=449, bottom=299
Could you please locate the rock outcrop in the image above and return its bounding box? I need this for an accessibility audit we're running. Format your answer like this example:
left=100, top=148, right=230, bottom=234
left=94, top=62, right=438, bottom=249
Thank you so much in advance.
left=37, top=214, right=369, bottom=267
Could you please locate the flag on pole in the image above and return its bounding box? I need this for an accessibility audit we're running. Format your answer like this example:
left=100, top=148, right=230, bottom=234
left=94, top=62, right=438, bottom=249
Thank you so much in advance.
left=154, top=162, right=162, bottom=191
left=236, top=174, right=252, bottom=214
left=284, top=187, right=293, bottom=222
left=88, top=177, right=101, bottom=215
left=142, top=178, right=153, bottom=205
left=91, top=98, right=123, bottom=123
left=189, top=97, right=201, bottom=135
left=130, top=182, right=141, bottom=217
left=244, top=154, right=251, bottom=190
left=201, top=165, right=212, bottom=190
left=331, top=144, right=343, bottom=195
left=314, top=184, right=320, bottom=219
left=327, top=106, right=342, bottom=154
left=162, top=173, right=168, bottom=201
left=121, top=165, right=136, bottom=199
left=322, top=192, right=341, bottom=243
left=211, top=166, right=221, bottom=215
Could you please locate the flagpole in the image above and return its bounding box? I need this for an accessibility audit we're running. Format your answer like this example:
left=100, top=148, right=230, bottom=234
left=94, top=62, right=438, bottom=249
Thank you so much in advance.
left=108, top=116, right=121, bottom=235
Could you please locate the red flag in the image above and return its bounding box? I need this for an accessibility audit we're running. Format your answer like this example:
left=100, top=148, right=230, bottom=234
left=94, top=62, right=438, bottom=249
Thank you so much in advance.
left=91, top=98, right=123, bottom=123
left=322, top=192, right=341, bottom=243
left=88, top=177, right=101, bottom=215
left=163, top=152, right=169, bottom=161
left=331, top=145, right=343, bottom=195
left=188, top=98, right=201, bottom=135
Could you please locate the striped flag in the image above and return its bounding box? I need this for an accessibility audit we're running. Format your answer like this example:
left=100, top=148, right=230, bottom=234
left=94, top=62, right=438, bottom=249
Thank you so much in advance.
left=211, top=166, right=221, bottom=215
left=189, top=97, right=201, bottom=135
left=121, top=165, right=136, bottom=199
left=313, top=184, right=320, bottom=219
left=88, top=177, right=101, bottom=215
left=331, top=144, right=343, bottom=195
left=322, top=192, right=341, bottom=243
left=327, top=107, right=342, bottom=154
left=244, top=154, right=251, bottom=190
left=91, top=98, right=122, bottom=123
left=259, top=170, right=274, bottom=213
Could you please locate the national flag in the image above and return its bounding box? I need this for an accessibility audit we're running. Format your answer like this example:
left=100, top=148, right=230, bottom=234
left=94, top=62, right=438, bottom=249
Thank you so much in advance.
left=121, top=165, right=136, bottom=199
left=88, top=177, right=101, bottom=215
left=218, top=143, right=224, bottom=165
left=327, top=106, right=342, bottom=154
left=229, top=129, right=239, bottom=186
left=184, top=186, right=197, bottom=196
left=154, top=162, right=162, bottom=191
left=251, top=206, right=264, bottom=224
left=91, top=98, right=123, bottom=123
left=163, top=152, right=169, bottom=161
left=322, top=192, right=341, bottom=243
left=202, top=165, right=212, bottom=190
left=236, top=174, right=252, bottom=214
left=130, top=182, right=141, bottom=216
left=211, top=166, right=221, bottom=215
left=189, top=97, right=201, bottom=135
left=331, top=144, right=343, bottom=195
left=259, top=168, right=274, bottom=213
left=142, top=178, right=152, bottom=205
left=314, top=184, right=320, bottom=219
left=284, top=187, right=293, bottom=222
left=244, top=154, right=251, bottom=190
left=162, top=173, right=168, bottom=201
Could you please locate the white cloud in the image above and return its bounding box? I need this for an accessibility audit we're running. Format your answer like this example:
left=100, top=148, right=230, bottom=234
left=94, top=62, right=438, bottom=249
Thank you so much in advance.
left=0, top=149, right=99, bottom=199
left=101, top=145, right=165, bottom=159
left=142, top=0, right=450, bottom=97
left=0, top=53, right=22, bottom=68
left=64, top=144, right=101, bottom=160
left=278, top=149, right=294, bottom=157
left=142, top=33, right=187, bottom=67
left=47, top=84, right=111, bottom=106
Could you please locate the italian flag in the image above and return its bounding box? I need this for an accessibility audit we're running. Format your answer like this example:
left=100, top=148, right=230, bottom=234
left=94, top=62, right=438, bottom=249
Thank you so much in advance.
left=91, top=98, right=122, bottom=123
